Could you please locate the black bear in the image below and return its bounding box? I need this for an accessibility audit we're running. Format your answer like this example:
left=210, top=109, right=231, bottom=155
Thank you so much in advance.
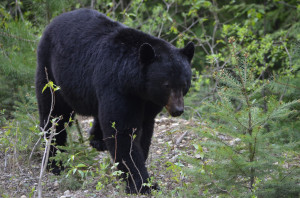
left=36, top=8, right=194, bottom=194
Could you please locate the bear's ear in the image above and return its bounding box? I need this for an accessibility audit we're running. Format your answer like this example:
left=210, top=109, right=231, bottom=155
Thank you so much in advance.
left=139, top=43, right=155, bottom=65
left=181, top=42, right=194, bottom=63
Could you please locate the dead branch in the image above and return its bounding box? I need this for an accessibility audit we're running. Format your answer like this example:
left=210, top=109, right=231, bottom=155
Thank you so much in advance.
left=37, top=67, right=59, bottom=198
left=129, top=129, right=144, bottom=193
left=122, top=160, right=138, bottom=194
left=176, top=131, right=188, bottom=145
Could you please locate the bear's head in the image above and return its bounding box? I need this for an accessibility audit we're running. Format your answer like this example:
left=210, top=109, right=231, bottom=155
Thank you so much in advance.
left=139, top=42, right=194, bottom=117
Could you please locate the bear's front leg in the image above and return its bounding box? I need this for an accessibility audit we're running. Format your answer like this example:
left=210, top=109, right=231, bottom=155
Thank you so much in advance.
left=98, top=94, right=156, bottom=194
left=141, top=102, right=163, bottom=160
left=89, top=118, right=107, bottom=151
left=105, top=131, right=153, bottom=193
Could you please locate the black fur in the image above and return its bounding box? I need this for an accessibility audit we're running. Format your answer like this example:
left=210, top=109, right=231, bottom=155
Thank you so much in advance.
left=36, top=8, right=194, bottom=194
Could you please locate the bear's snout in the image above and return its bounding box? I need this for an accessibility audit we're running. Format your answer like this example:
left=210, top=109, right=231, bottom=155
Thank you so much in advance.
left=169, top=106, right=184, bottom=117
left=165, top=90, right=184, bottom=117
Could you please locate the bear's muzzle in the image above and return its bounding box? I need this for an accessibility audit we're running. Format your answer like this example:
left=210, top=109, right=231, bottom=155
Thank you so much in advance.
left=165, top=90, right=184, bottom=117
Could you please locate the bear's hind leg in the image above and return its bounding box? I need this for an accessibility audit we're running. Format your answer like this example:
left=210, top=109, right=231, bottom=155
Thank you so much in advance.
left=47, top=108, right=75, bottom=175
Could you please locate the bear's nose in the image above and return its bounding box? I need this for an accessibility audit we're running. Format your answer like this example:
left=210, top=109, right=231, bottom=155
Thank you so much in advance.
left=170, top=107, right=184, bottom=117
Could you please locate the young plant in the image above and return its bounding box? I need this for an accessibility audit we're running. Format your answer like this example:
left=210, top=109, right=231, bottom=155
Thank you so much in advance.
left=184, top=38, right=300, bottom=197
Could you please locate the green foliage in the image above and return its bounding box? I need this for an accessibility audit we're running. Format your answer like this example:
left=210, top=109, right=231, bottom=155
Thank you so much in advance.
left=52, top=124, right=99, bottom=190
left=42, top=80, right=60, bottom=93
left=0, top=87, right=39, bottom=167
left=165, top=161, right=185, bottom=184
left=52, top=123, right=128, bottom=192
left=184, top=39, right=300, bottom=197
left=0, top=4, right=38, bottom=114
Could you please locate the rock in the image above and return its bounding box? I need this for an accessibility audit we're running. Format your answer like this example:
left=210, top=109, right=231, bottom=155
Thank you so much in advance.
left=157, top=138, right=164, bottom=143
left=158, top=125, right=166, bottom=131
left=64, top=190, right=70, bottom=195
left=63, top=190, right=72, bottom=197
left=159, top=117, right=168, bottom=122
left=170, top=156, right=177, bottom=162
left=171, top=123, right=179, bottom=127
left=195, top=154, right=202, bottom=159
left=20, top=195, right=27, bottom=198
left=54, top=181, right=59, bottom=187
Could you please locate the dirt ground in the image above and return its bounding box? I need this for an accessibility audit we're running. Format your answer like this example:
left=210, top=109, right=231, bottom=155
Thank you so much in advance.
left=0, top=116, right=199, bottom=198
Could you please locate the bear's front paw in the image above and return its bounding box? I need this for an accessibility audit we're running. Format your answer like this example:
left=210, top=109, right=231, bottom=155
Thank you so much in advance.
left=126, top=182, right=160, bottom=194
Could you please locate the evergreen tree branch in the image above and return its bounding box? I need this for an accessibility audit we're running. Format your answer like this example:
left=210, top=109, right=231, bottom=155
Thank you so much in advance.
left=0, top=31, right=37, bottom=43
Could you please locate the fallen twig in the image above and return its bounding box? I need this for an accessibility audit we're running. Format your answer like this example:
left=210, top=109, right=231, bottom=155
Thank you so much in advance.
left=176, top=131, right=188, bottom=145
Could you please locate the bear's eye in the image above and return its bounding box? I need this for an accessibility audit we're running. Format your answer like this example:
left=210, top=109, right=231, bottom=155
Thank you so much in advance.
left=163, top=82, right=170, bottom=89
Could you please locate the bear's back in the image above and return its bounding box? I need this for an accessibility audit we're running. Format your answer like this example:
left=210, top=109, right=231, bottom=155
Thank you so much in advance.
left=44, top=9, right=123, bottom=55
left=48, top=8, right=121, bottom=34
